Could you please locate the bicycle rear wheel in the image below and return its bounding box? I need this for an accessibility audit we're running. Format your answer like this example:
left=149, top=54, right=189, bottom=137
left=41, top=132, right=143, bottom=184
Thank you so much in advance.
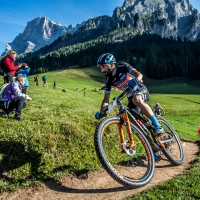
left=94, top=116, right=155, bottom=188
left=157, top=116, right=185, bottom=165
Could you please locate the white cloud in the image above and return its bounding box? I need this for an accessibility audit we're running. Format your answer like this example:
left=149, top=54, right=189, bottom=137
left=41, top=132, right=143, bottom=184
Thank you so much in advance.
left=0, top=19, right=25, bottom=26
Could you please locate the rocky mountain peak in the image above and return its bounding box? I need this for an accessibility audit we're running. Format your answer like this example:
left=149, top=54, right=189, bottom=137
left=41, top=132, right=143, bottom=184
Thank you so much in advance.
left=1, top=17, right=85, bottom=56
left=112, top=0, right=200, bottom=41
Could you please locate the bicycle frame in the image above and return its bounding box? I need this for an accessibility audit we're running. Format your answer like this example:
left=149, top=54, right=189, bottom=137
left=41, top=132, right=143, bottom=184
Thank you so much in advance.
left=103, top=89, right=167, bottom=155
left=126, top=108, right=165, bottom=151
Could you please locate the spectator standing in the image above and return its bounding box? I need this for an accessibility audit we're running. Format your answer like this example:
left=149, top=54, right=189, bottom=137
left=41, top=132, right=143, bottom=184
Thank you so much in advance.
left=198, top=125, right=200, bottom=137
left=3, top=50, right=22, bottom=83
left=1, top=74, right=32, bottom=120
left=34, top=75, right=36, bottom=86
left=42, top=75, right=47, bottom=87
left=17, top=63, right=30, bottom=94
left=53, top=81, right=56, bottom=89
left=35, top=75, right=39, bottom=86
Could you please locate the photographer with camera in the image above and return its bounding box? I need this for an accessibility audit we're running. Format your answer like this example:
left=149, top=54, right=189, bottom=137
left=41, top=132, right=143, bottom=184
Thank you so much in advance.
left=3, top=49, right=22, bottom=83
left=17, top=63, right=30, bottom=94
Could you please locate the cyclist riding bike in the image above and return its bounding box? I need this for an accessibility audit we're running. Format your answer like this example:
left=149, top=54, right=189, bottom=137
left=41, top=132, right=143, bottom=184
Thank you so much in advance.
left=94, top=53, right=164, bottom=135
left=152, top=103, right=165, bottom=116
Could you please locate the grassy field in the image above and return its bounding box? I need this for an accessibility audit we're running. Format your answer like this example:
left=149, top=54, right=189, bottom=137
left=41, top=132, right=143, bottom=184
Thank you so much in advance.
left=0, top=67, right=199, bottom=198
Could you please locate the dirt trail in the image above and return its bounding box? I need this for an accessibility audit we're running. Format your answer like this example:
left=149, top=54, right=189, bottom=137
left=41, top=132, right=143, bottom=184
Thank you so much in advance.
left=0, top=141, right=199, bottom=200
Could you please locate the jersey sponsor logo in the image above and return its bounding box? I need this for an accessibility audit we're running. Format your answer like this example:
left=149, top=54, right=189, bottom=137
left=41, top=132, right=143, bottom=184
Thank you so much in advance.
left=115, top=74, right=131, bottom=89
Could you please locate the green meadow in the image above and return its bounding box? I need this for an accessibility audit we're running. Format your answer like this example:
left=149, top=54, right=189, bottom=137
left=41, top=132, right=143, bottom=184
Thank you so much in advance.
left=0, top=67, right=199, bottom=198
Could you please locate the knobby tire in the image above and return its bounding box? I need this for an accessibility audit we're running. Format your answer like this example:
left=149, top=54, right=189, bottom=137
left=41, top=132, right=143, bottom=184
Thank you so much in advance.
left=94, top=116, right=155, bottom=188
left=157, top=116, right=185, bottom=165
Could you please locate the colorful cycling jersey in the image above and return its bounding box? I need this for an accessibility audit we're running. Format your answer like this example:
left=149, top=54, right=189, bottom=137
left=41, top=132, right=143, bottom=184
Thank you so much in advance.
left=104, top=62, right=136, bottom=95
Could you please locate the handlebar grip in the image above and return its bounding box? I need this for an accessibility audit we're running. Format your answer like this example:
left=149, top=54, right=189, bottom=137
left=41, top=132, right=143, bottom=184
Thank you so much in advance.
left=100, top=111, right=107, bottom=118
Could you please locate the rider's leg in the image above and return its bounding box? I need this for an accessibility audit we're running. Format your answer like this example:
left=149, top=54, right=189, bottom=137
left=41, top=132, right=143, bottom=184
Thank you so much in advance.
left=132, top=95, right=164, bottom=134
left=127, top=96, right=141, bottom=115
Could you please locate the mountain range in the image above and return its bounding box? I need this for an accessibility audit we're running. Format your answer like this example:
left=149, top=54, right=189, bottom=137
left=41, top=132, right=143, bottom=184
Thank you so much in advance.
left=1, top=17, right=85, bottom=56
left=2, top=0, right=200, bottom=56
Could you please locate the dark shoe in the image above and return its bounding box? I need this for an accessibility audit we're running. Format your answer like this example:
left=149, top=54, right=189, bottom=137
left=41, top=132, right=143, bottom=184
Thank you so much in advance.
left=6, top=110, right=15, bottom=117
left=14, top=115, right=23, bottom=121
left=1, top=110, right=12, bottom=117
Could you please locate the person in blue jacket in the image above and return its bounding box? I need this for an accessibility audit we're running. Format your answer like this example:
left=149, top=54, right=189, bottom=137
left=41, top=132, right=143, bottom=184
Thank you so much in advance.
left=42, top=74, right=47, bottom=87
left=17, top=63, right=30, bottom=94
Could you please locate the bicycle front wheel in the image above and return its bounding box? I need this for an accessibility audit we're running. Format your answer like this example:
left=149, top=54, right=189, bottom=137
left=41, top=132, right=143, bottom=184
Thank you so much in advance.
left=157, top=116, right=185, bottom=165
left=94, top=116, right=155, bottom=188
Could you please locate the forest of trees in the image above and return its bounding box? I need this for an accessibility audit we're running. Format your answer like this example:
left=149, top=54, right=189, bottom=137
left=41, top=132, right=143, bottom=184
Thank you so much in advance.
left=20, top=31, right=200, bottom=80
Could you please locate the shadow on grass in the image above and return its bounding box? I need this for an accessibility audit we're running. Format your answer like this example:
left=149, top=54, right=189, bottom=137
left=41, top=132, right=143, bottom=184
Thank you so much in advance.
left=0, top=141, right=42, bottom=182
left=0, top=140, right=95, bottom=192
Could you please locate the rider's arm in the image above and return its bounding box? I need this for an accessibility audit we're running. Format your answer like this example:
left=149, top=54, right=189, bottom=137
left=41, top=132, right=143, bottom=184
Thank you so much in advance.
left=17, top=67, right=30, bottom=75
left=130, top=70, right=143, bottom=82
left=100, top=94, right=110, bottom=111
left=100, top=76, right=111, bottom=111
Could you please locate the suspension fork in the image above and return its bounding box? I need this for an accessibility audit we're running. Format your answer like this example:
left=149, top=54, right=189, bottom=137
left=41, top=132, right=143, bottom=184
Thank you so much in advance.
left=118, top=112, right=135, bottom=149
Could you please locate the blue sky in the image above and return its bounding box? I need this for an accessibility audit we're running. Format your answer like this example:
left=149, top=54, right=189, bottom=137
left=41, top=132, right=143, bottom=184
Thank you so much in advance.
left=0, top=0, right=199, bottom=54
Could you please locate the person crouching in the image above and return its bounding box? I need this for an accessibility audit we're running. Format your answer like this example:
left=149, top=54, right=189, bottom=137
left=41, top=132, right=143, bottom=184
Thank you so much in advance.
left=1, top=74, right=32, bottom=121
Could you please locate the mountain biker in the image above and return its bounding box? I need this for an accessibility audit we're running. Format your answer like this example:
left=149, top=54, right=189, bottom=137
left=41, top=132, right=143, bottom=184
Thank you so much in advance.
left=152, top=103, right=165, bottom=116
left=94, top=53, right=164, bottom=135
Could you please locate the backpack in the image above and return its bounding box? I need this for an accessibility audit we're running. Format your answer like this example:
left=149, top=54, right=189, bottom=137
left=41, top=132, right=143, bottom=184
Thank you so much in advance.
left=0, top=83, right=9, bottom=98
left=42, top=76, right=46, bottom=81
left=0, top=83, right=11, bottom=111
left=0, top=57, right=6, bottom=76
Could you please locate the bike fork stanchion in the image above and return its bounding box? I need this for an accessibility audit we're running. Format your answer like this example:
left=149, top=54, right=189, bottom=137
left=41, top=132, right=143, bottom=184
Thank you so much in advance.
left=121, top=113, right=135, bottom=149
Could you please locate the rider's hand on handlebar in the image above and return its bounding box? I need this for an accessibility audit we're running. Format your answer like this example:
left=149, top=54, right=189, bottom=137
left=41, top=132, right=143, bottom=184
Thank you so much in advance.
left=128, top=78, right=138, bottom=89
left=95, top=111, right=107, bottom=120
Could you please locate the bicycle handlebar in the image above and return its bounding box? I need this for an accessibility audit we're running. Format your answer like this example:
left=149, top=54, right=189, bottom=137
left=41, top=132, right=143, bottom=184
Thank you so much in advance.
left=98, top=78, right=143, bottom=118
left=99, top=87, right=131, bottom=118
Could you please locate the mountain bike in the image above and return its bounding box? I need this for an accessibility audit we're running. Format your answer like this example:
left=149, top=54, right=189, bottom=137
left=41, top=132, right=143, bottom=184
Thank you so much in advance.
left=94, top=88, right=184, bottom=188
